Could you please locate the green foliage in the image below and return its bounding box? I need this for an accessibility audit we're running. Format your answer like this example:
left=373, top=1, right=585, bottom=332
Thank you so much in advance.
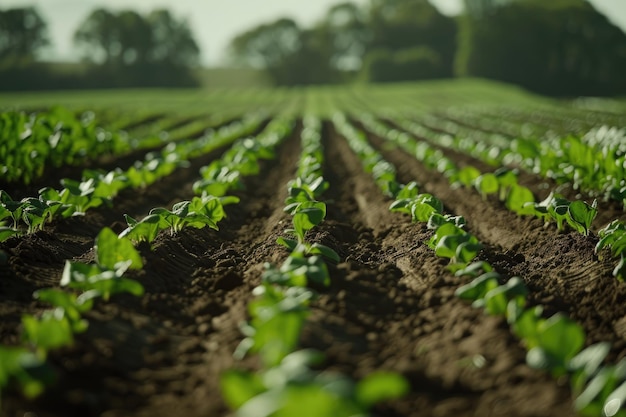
left=0, top=346, right=48, bottom=399
left=239, top=283, right=313, bottom=367
left=455, top=272, right=501, bottom=301
left=473, top=173, right=499, bottom=200
left=596, top=220, right=626, bottom=281
left=95, top=227, right=143, bottom=270
left=453, top=166, right=481, bottom=188
left=514, top=311, right=586, bottom=376
left=60, top=261, right=144, bottom=301
left=1, top=218, right=147, bottom=401
left=568, top=200, right=598, bottom=236
left=120, top=195, right=230, bottom=243
left=355, top=371, right=410, bottom=407
left=220, top=369, right=266, bottom=410
left=0, top=226, right=19, bottom=242
left=73, top=8, right=200, bottom=88
left=569, top=343, right=611, bottom=395
left=429, top=223, right=482, bottom=265
left=478, top=276, right=528, bottom=316
left=33, top=289, right=95, bottom=333
left=0, top=108, right=131, bottom=185
left=21, top=313, right=74, bottom=353
left=455, top=0, right=626, bottom=96
left=362, top=47, right=442, bottom=83
left=505, top=184, right=536, bottom=216
left=222, top=350, right=407, bottom=417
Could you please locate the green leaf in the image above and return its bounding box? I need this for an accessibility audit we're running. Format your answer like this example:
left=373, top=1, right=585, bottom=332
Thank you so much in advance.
left=474, top=173, right=499, bottom=199
left=454, top=166, right=481, bottom=187
left=95, top=227, right=143, bottom=270
left=22, top=313, right=74, bottom=351
left=506, top=185, right=536, bottom=215
left=530, top=313, right=586, bottom=375
left=33, top=289, right=93, bottom=332
left=220, top=369, right=266, bottom=409
left=308, top=243, right=340, bottom=262
left=512, top=306, right=543, bottom=346
left=454, top=261, right=493, bottom=278
left=548, top=196, right=570, bottom=231
left=0, top=346, right=49, bottom=399
left=455, top=272, right=501, bottom=301
left=396, top=181, right=419, bottom=199
left=568, top=200, right=598, bottom=236
left=482, top=277, right=528, bottom=316
left=574, top=367, right=612, bottom=411
left=603, top=380, right=626, bottom=417
left=435, top=233, right=472, bottom=260
left=276, top=237, right=298, bottom=251
left=411, top=201, right=437, bottom=223
left=455, top=241, right=483, bottom=264
left=355, top=372, right=409, bottom=407
left=0, top=226, right=19, bottom=242
left=293, top=203, right=326, bottom=239
left=568, top=342, right=611, bottom=394
left=119, top=213, right=164, bottom=243
left=60, top=261, right=144, bottom=301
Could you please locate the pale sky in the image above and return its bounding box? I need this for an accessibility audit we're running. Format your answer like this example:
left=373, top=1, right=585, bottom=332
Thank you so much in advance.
left=2, top=0, right=626, bottom=66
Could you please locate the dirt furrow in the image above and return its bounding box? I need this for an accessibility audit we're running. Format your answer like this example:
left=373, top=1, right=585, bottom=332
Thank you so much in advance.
left=296, top=125, right=574, bottom=417
left=363, top=128, right=626, bottom=363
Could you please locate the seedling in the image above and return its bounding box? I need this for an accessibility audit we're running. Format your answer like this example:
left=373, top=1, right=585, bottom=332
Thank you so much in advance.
left=505, top=184, right=536, bottom=216
left=474, top=173, right=499, bottom=200
left=95, top=227, right=143, bottom=270
left=567, top=200, right=598, bottom=236
left=479, top=277, right=528, bottom=316
left=60, top=261, right=144, bottom=301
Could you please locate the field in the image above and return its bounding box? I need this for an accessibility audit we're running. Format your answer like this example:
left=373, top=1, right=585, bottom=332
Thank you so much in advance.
left=1, top=79, right=626, bottom=417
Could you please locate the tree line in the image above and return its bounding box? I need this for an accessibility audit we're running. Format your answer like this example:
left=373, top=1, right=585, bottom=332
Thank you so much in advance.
left=229, top=0, right=626, bottom=96
left=2, top=0, right=626, bottom=95
left=0, top=7, right=200, bottom=90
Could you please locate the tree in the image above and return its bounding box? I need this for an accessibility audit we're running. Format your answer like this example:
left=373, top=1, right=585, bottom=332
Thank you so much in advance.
left=366, top=0, right=457, bottom=78
left=315, top=2, right=370, bottom=72
left=463, top=0, right=514, bottom=18
left=363, top=46, right=441, bottom=82
left=0, top=7, right=48, bottom=66
left=229, top=0, right=457, bottom=85
left=147, top=10, right=200, bottom=68
left=229, top=18, right=333, bottom=86
left=456, top=0, right=626, bottom=96
left=74, top=8, right=200, bottom=87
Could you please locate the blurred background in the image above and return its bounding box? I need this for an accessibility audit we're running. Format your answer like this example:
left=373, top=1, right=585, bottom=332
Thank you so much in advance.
left=0, top=0, right=625, bottom=96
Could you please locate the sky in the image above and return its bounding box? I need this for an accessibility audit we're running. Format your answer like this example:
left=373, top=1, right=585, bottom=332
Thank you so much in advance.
left=2, top=0, right=626, bottom=66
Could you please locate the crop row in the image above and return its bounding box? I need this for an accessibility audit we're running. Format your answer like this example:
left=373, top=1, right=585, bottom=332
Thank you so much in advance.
left=0, top=114, right=266, bottom=241
left=333, top=113, right=626, bottom=416
left=360, top=115, right=600, bottom=236
left=222, top=116, right=407, bottom=416
left=394, top=111, right=626, bottom=206
left=356, top=115, right=626, bottom=285
left=1, top=108, right=134, bottom=185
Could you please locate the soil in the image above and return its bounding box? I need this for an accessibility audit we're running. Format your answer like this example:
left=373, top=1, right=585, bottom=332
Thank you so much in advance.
left=2, top=117, right=625, bottom=417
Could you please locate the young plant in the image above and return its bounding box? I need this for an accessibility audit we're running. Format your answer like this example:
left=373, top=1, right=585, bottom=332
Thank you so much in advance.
left=567, top=199, right=598, bottom=236
left=474, top=173, right=499, bottom=200
left=221, top=350, right=408, bottom=417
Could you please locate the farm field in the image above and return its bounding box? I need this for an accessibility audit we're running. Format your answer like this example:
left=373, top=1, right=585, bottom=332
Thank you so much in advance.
left=1, top=79, right=626, bottom=417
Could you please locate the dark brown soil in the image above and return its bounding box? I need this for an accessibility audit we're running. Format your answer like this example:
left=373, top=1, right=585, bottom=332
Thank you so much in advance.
left=2, top=116, right=622, bottom=417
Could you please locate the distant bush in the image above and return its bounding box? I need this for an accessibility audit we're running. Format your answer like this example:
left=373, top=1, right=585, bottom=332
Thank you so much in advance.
left=362, top=47, right=442, bottom=83
left=455, top=0, right=626, bottom=96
